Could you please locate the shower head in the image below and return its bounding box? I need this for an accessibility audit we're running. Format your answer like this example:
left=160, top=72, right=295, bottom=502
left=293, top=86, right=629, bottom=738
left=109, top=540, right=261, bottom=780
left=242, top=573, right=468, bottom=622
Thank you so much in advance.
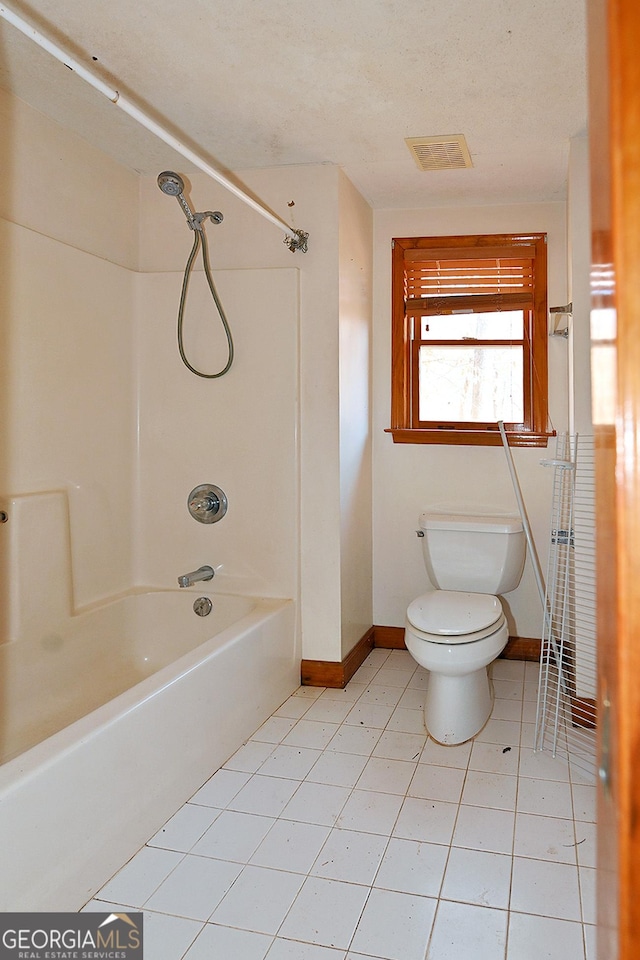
left=157, top=171, right=185, bottom=197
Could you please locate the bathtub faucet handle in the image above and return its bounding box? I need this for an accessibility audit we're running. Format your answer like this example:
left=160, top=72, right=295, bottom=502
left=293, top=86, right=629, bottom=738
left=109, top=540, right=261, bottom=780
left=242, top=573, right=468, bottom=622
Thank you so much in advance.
left=177, top=565, right=215, bottom=588
left=187, top=484, right=228, bottom=524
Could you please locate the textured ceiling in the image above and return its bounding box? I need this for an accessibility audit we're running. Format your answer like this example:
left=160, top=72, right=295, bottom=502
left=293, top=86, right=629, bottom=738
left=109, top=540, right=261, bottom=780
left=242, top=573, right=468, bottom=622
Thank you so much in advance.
left=0, top=0, right=588, bottom=208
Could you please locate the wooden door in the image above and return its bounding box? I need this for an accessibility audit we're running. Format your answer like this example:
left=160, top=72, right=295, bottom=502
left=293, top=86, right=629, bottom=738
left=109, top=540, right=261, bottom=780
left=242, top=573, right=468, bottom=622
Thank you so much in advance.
left=588, top=1, right=640, bottom=957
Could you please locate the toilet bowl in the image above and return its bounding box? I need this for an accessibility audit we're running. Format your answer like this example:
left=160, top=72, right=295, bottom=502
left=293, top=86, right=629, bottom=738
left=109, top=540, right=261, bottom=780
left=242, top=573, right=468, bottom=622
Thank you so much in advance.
left=405, top=512, right=526, bottom=745
left=405, top=591, right=509, bottom=744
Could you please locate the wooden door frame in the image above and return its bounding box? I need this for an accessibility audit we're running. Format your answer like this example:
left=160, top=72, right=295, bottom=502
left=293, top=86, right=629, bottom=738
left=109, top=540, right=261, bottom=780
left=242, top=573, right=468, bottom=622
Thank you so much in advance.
left=588, top=1, right=640, bottom=957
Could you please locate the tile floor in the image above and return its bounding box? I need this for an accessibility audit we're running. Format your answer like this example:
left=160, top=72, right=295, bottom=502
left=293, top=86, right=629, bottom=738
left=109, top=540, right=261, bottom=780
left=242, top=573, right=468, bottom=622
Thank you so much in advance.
left=83, top=649, right=597, bottom=960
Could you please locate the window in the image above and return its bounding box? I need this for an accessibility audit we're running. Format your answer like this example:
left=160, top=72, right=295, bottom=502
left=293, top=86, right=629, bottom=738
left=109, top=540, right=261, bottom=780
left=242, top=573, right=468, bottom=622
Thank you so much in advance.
left=388, top=233, right=553, bottom=446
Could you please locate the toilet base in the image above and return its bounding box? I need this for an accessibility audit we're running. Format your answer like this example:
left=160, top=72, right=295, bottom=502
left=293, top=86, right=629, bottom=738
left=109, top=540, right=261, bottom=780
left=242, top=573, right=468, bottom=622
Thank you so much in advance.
left=424, top=668, right=493, bottom=745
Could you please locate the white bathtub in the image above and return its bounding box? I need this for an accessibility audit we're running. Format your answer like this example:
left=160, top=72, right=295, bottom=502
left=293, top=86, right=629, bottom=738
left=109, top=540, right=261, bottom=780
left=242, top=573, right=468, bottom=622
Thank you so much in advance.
left=0, top=590, right=298, bottom=910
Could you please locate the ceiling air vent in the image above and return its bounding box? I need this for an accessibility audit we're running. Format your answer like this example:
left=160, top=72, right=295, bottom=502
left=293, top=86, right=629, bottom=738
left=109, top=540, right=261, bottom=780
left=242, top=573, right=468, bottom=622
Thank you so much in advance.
left=405, top=134, right=473, bottom=171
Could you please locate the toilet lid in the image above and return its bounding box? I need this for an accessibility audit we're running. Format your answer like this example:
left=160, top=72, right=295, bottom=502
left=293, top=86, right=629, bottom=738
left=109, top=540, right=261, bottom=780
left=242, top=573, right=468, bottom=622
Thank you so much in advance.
left=407, top=591, right=503, bottom=636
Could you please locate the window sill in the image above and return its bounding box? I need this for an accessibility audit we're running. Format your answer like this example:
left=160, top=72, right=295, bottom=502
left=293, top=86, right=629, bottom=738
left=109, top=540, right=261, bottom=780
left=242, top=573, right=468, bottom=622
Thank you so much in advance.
left=385, top=428, right=555, bottom=447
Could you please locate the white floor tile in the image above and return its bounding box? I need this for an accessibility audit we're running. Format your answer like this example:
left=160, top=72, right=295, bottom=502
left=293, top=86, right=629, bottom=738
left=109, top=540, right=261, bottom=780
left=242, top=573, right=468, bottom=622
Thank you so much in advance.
left=519, top=747, right=571, bottom=783
left=189, top=767, right=251, bottom=807
left=273, top=695, right=314, bottom=720
left=292, top=686, right=325, bottom=699
left=356, top=757, right=417, bottom=795
left=82, top=905, right=203, bottom=960
left=426, top=899, right=508, bottom=960
left=281, top=780, right=351, bottom=826
left=318, top=682, right=366, bottom=703
left=336, top=789, right=404, bottom=836
left=579, top=866, right=596, bottom=925
left=223, top=740, right=276, bottom=773
left=516, top=777, right=574, bottom=819
left=476, top=717, right=522, bottom=746
left=408, top=762, right=466, bottom=803
left=310, top=828, right=388, bottom=885
left=267, top=940, right=347, bottom=959
left=440, top=846, right=512, bottom=909
left=575, top=821, right=596, bottom=869
left=514, top=812, right=578, bottom=864
left=507, top=911, right=586, bottom=960
left=251, top=819, right=331, bottom=874
left=397, top=688, right=426, bottom=711
left=452, top=804, right=515, bottom=855
left=491, top=697, right=523, bottom=721
left=393, top=796, right=458, bottom=846
left=183, top=924, right=272, bottom=960
left=327, top=724, right=383, bottom=755
left=211, top=865, right=305, bottom=935
left=571, top=783, right=597, bottom=822
left=373, top=665, right=416, bottom=688
left=491, top=659, right=526, bottom=681
left=283, top=719, right=340, bottom=750
left=137, top=911, right=203, bottom=960
left=372, top=730, right=426, bottom=762
left=191, top=809, right=275, bottom=862
left=147, top=803, right=222, bottom=852
left=278, top=877, right=369, bottom=949
left=351, top=666, right=382, bottom=685
left=492, top=678, right=525, bottom=700
left=407, top=666, right=429, bottom=690
left=461, top=770, right=518, bottom=810
left=469, top=740, right=520, bottom=776
left=350, top=887, right=437, bottom=960
left=96, top=847, right=184, bottom=907
left=374, top=837, right=448, bottom=898
left=343, top=702, right=396, bottom=729
left=258, top=744, right=323, bottom=780
left=86, top=658, right=598, bottom=960
left=419, top=738, right=472, bottom=769
left=524, top=680, right=539, bottom=701
left=307, top=750, right=369, bottom=788
left=145, top=854, right=243, bottom=920
left=362, top=649, right=392, bottom=667
left=227, top=774, right=301, bottom=818
left=253, top=716, right=299, bottom=743
left=303, top=698, right=355, bottom=724
left=510, top=856, right=582, bottom=921
left=584, top=923, right=597, bottom=960
left=385, top=707, right=427, bottom=734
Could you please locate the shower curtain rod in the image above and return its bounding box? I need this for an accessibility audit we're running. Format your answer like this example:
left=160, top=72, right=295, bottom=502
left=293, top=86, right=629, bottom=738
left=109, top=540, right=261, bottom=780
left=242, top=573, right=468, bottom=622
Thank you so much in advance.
left=0, top=3, right=309, bottom=253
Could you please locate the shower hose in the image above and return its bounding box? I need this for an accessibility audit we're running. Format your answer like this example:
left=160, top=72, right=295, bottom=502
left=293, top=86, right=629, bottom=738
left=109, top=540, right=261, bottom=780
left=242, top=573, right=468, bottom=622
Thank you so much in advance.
left=177, top=224, right=234, bottom=378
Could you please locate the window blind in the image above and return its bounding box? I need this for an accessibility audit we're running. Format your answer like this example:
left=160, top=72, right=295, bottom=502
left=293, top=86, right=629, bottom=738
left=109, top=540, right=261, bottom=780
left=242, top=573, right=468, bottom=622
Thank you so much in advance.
left=403, top=244, right=537, bottom=315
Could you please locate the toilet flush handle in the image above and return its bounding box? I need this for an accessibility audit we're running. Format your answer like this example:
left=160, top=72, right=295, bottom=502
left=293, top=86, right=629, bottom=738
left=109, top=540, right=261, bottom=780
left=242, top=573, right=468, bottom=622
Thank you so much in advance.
left=415, top=530, right=425, bottom=538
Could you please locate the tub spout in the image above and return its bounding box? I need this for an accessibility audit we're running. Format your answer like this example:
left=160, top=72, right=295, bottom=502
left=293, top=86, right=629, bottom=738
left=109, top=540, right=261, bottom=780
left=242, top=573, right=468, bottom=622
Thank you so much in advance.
left=177, top=565, right=215, bottom=588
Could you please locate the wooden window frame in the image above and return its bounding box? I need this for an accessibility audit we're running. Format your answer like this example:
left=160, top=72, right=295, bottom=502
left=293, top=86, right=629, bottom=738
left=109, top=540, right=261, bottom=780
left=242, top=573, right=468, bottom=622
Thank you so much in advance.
left=387, top=232, right=554, bottom=447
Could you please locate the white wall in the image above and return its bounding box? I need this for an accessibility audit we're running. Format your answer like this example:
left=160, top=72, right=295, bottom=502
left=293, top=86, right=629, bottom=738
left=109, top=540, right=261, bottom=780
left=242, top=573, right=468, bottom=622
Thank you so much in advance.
left=0, top=89, right=138, bottom=629
left=568, top=136, right=593, bottom=434
left=338, top=171, right=373, bottom=657
left=139, top=165, right=373, bottom=662
left=133, top=266, right=299, bottom=601
left=373, top=203, right=569, bottom=639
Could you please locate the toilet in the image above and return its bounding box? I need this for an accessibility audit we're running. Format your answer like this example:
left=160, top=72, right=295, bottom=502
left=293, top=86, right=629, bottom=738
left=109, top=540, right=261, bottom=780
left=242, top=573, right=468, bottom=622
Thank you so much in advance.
left=405, top=512, right=526, bottom=745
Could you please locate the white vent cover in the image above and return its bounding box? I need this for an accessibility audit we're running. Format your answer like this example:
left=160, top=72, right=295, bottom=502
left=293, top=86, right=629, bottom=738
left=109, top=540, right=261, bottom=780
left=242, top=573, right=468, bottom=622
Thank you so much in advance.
left=405, top=134, right=473, bottom=171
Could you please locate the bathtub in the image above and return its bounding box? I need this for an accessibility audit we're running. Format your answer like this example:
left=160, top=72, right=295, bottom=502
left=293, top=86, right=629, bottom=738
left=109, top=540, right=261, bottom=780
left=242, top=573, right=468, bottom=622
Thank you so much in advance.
left=0, top=589, right=297, bottom=910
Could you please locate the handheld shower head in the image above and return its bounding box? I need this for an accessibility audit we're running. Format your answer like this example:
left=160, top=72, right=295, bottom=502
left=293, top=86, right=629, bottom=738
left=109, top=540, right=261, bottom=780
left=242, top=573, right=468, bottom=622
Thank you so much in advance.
left=157, top=171, right=185, bottom=197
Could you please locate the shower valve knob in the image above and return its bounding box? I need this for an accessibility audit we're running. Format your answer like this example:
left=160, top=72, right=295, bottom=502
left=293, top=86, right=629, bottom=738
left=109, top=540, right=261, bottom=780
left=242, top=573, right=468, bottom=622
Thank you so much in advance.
left=187, top=484, right=228, bottom=524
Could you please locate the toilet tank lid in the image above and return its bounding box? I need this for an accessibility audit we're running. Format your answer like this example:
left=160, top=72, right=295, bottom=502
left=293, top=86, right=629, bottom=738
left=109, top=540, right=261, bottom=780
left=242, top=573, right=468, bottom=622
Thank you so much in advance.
left=407, top=591, right=503, bottom=635
left=418, top=513, right=523, bottom=534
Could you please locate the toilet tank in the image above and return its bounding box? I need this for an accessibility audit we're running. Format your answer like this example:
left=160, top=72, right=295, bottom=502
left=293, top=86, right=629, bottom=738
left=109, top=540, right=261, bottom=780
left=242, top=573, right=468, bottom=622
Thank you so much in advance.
left=419, top=512, right=526, bottom=594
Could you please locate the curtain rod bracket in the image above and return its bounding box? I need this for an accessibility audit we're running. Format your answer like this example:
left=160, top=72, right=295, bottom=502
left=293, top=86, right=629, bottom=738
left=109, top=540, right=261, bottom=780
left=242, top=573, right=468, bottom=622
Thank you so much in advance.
left=284, top=229, right=309, bottom=254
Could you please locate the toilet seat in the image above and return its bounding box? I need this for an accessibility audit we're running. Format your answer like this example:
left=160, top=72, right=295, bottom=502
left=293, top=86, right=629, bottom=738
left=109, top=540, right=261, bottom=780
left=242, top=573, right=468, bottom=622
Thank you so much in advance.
left=406, top=591, right=504, bottom=644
